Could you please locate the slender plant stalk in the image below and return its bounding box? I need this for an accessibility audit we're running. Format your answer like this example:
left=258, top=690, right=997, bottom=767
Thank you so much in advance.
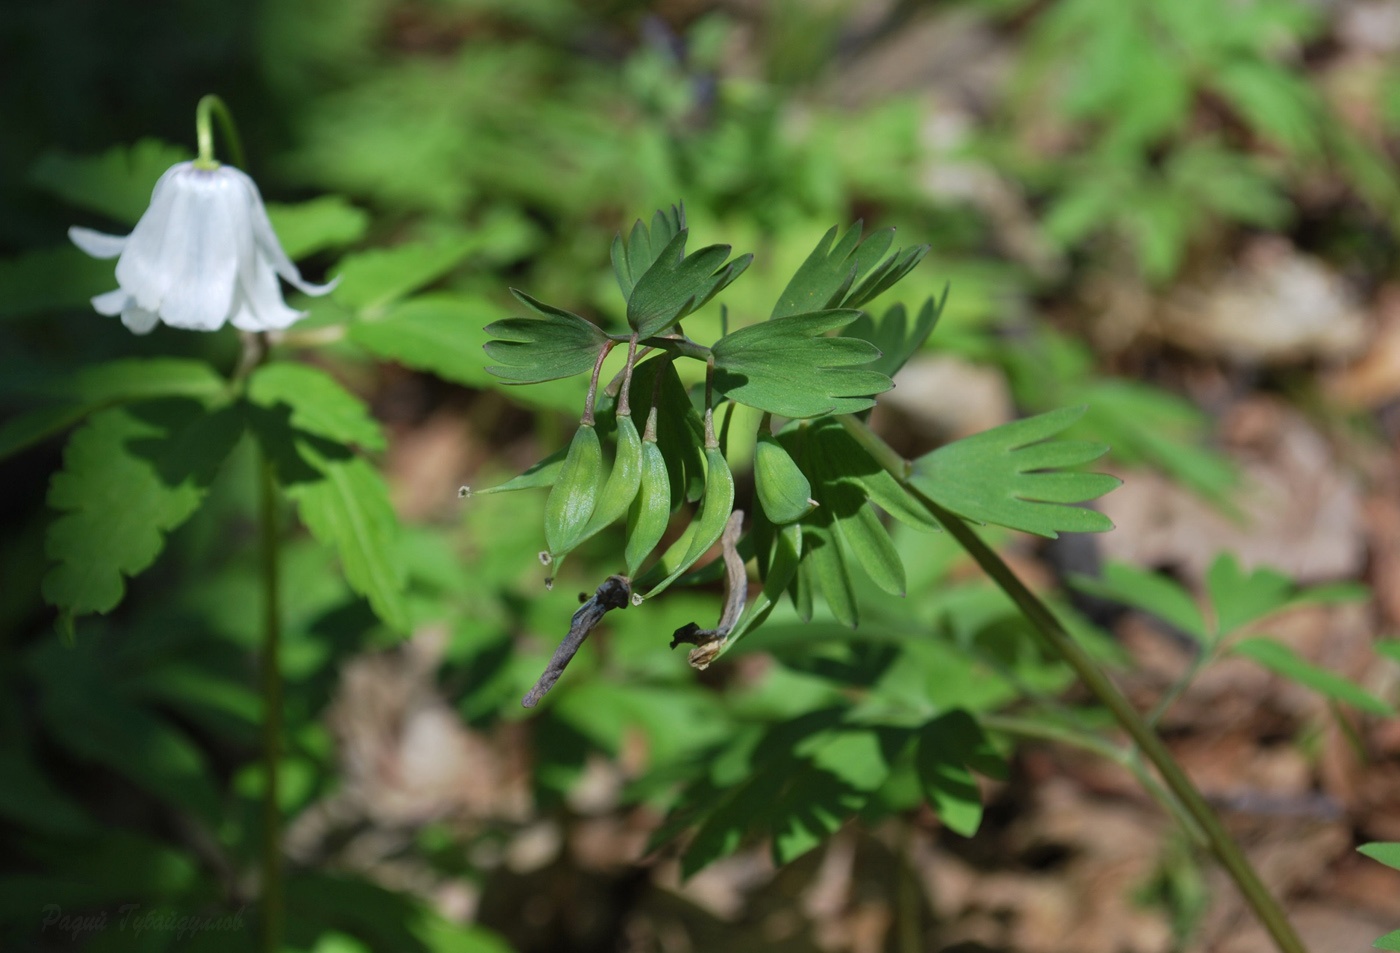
left=837, top=414, right=1308, bottom=953
left=257, top=450, right=284, bottom=953
left=234, top=329, right=284, bottom=953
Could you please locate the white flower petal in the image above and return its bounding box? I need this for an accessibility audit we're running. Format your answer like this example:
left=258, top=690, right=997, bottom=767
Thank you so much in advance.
left=157, top=174, right=239, bottom=330
left=230, top=251, right=304, bottom=332
left=91, top=289, right=129, bottom=316
left=120, top=306, right=160, bottom=335
left=237, top=169, right=337, bottom=298
left=68, top=227, right=127, bottom=259
left=117, top=162, right=197, bottom=312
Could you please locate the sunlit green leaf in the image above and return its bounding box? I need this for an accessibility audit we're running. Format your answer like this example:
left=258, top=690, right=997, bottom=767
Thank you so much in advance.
left=248, top=362, right=384, bottom=452
left=280, top=442, right=409, bottom=634
left=909, top=406, right=1120, bottom=538
left=1231, top=637, right=1392, bottom=715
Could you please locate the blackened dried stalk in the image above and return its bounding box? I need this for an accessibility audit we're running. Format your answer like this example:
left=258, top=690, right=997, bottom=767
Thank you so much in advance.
left=670, top=510, right=746, bottom=669
left=521, top=574, right=632, bottom=708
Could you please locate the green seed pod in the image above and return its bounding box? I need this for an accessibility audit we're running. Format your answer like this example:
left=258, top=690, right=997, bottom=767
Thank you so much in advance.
left=642, top=444, right=736, bottom=600
left=754, top=431, right=815, bottom=525
left=544, top=423, right=604, bottom=558
left=584, top=413, right=643, bottom=539
left=625, top=421, right=672, bottom=577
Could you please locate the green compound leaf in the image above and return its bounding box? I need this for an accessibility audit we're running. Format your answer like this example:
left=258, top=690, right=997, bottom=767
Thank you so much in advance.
left=281, top=442, right=410, bottom=634
left=909, top=406, right=1121, bottom=538
left=1231, top=637, right=1393, bottom=716
left=484, top=290, right=611, bottom=384
left=248, top=362, right=385, bottom=452
left=712, top=310, right=893, bottom=418
left=840, top=292, right=947, bottom=379
left=1204, top=554, right=1293, bottom=637
left=916, top=710, right=1005, bottom=837
left=42, top=401, right=243, bottom=618
left=626, top=230, right=752, bottom=339
left=611, top=205, right=686, bottom=300
left=31, top=138, right=190, bottom=225
left=1, top=358, right=227, bottom=462
left=773, top=222, right=928, bottom=319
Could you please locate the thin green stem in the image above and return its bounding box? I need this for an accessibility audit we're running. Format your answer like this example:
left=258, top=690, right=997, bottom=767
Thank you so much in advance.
left=194, top=94, right=247, bottom=170
left=257, top=450, right=284, bottom=953
left=836, top=413, right=1308, bottom=953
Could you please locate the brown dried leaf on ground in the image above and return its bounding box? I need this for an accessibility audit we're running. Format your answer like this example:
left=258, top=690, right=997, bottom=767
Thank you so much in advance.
left=1327, top=284, right=1400, bottom=410
left=1100, top=399, right=1364, bottom=584
left=1154, top=238, right=1369, bottom=364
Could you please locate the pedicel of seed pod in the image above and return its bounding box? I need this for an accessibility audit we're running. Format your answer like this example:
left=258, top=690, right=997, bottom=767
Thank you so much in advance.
left=753, top=431, right=816, bottom=525
left=642, top=444, right=735, bottom=600
left=625, top=409, right=672, bottom=577
left=544, top=423, right=604, bottom=557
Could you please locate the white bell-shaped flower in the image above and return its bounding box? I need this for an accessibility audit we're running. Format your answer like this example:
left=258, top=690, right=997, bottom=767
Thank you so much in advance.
left=69, top=161, right=336, bottom=334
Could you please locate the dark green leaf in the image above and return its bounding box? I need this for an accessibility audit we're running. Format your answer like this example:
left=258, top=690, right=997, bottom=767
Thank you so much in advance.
left=713, top=310, right=892, bottom=418
left=840, top=291, right=946, bottom=379
left=0, top=246, right=122, bottom=319
left=909, top=406, right=1120, bottom=538
left=43, top=402, right=242, bottom=617
left=627, top=231, right=752, bottom=338
left=611, top=205, right=685, bottom=299
left=773, top=222, right=929, bottom=318
left=1231, top=637, right=1393, bottom=715
left=484, top=290, right=611, bottom=384
left=916, top=710, right=1004, bottom=836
